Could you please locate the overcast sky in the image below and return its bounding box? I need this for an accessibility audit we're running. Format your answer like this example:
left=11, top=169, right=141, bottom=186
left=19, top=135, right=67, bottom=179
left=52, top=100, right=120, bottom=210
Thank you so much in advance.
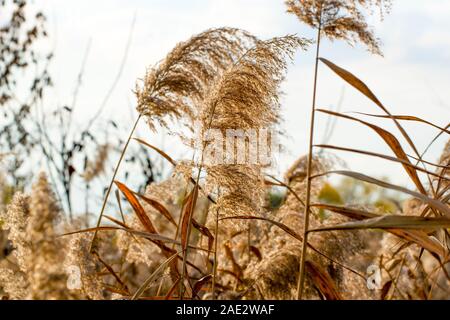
left=35, top=0, right=450, bottom=192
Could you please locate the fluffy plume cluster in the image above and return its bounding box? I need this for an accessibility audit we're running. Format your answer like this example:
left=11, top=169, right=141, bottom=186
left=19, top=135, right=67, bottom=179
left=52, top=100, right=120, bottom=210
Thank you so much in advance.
left=135, top=28, right=258, bottom=131
left=0, top=174, right=71, bottom=299
left=286, top=0, right=392, bottom=55
left=200, top=35, right=308, bottom=131
left=199, top=36, right=309, bottom=227
left=0, top=173, right=107, bottom=299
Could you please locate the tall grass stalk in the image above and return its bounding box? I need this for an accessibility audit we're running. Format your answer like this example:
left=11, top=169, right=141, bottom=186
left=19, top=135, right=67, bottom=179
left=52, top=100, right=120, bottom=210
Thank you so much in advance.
left=296, top=6, right=322, bottom=300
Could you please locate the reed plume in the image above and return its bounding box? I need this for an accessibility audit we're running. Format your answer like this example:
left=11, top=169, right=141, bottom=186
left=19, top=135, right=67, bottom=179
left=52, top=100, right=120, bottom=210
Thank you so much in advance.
left=0, top=173, right=79, bottom=299
left=92, top=28, right=259, bottom=249
left=191, top=35, right=309, bottom=298
left=136, top=28, right=259, bottom=131
left=200, top=35, right=309, bottom=221
left=286, top=0, right=391, bottom=55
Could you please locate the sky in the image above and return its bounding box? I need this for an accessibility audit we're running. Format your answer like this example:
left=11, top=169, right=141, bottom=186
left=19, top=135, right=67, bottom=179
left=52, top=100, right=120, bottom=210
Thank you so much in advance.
left=30, top=0, right=450, bottom=198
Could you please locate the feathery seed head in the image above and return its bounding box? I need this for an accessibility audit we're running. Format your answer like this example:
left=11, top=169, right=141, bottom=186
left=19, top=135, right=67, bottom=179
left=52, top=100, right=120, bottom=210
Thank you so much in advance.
left=286, top=0, right=392, bottom=55
left=135, top=28, right=258, bottom=131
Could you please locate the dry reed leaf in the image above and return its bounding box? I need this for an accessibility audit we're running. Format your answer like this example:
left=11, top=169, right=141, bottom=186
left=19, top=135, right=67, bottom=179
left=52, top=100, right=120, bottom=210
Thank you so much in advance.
left=180, top=185, right=199, bottom=251
left=114, top=181, right=157, bottom=234
left=63, top=225, right=204, bottom=250
left=311, top=203, right=447, bottom=257
left=314, top=171, right=450, bottom=217
left=220, top=216, right=303, bottom=242
left=305, top=260, right=342, bottom=300
left=192, top=218, right=214, bottom=252
left=165, top=279, right=180, bottom=300
left=135, top=192, right=177, bottom=227
left=316, top=109, right=427, bottom=194
left=133, top=138, right=177, bottom=166
left=309, top=215, right=450, bottom=231
left=350, top=112, right=450, bottom=135
left=315, top=144, right=448, bottom=180
left=319, top=58, right=421, bottom=158
left=250, top=246, right=263, bottom=261
left=224, top=243, right=243, bottom=281
left=103, top=215, right=129, bottom=228
left=192, top=274, right=212, bottom=299
left=380, top=280, right=393, bottom=300
left=92, top=252, right=130, bottom=294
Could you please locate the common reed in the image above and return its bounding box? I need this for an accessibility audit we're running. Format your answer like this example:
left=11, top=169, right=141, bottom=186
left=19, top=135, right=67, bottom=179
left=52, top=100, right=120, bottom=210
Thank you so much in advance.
left=91, top=27, right=259, bottom=250
left=186, top=35, right=309, bottom=298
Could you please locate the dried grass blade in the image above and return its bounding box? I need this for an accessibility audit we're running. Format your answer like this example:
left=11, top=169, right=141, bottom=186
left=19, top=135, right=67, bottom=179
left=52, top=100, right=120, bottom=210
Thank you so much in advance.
left=92, top=251, right=130, bottom=294
left=315, top=144, right=448, bottom=180
left=319, top=58, right=420, bottom=157
left=250, top=246, right=262, bottom=261
left=61, top=226, right=120, bottom=236
left=381, top=280, right=393, bottom=300
left=315, top=171, right=450, bottom=217
left=114, top=181, right=157, bottom=233
left=180, top=186, right=199, bottom=250
left=192, top=274, right=212, bottom=299
left=316, top=109, right=427, bottom=194
left=133, top=137, right=177, bottom=165
left=350, top=112, right=450, bottom=135
left=165, top=278, right=180, bottom=300
left=219, top=216, right=303, bottom=242
left=309, top=215, right=450, bottom=231
left=310, top=204, right=448, bottom=256
left=135, top=192, right=177, bottom=227
left=192, top=218, right=214, bottom=252
left=104, top=215, right=129, bottom=228
left=311, top=203, right=378, bottom=220
left=305, top=260, right=342, bottom=300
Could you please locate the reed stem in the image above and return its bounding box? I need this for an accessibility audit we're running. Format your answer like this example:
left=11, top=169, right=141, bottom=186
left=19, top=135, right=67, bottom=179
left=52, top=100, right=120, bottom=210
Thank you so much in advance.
left=89, top=115, right=141, bottom=252
left=296, top=11, right=322, bottom=300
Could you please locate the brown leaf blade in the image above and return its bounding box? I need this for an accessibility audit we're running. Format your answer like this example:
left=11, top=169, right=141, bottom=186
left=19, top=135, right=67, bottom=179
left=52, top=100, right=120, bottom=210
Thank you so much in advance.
left=114, top=181, right=157, bottom=233
left=192, top=219, right=214, bottom=252
left=133, top=138, right=177, bottom=165
left=309, top=215, right=450, bottom=231
left=351, top=112, right=450, bottom=135
left=311, top=203, right=446, bottom=257
left=305, top=260, right=342, bottom=300
left=319, top=57, right=421, bottom=159
left=180, top=186, right=199, bottom=250
left=219, top=215, right=303, bottom=242
left=192, top=275, right=212, bottom=299
left=135, top=192, right=177, bottom=227
left=315, top=171, right=450, bottom=217
left=317, top=109, right=427, bottom=194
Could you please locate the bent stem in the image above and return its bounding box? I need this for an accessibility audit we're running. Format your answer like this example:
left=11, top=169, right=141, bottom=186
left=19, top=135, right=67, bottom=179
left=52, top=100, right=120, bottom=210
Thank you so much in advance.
left=212, top=208, right=220, bottom=300
left=296, top=12, right=322, bottom=300
left=89, top=114, right=142, bottom=252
